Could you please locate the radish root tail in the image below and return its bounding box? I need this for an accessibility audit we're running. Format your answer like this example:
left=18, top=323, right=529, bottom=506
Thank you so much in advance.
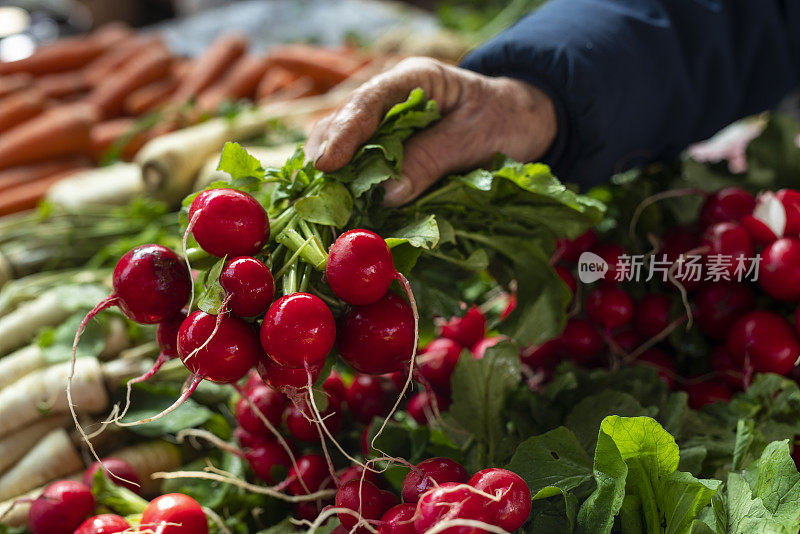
left=116, top=374, right=202, bottom=426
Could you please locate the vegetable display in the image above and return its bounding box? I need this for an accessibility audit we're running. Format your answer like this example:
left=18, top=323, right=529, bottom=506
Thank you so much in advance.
left=0, top=39, right=799, bottom=533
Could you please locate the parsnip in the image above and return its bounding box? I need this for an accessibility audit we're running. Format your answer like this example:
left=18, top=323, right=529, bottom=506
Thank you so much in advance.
left=0, top=344, right=45, bottom=390
left=0, top=357, right=108, bottom=435
left=0, top=472, right=82, bottom=527
left=0, top=428, right=82, bottom=500
left=0, top=416, right=68, bottom=474
left=0, top=290, right=72, bottom=356
left=113, top=441, right=182, bottom=495
left=193, top=143, right=298, bottom=190
left=46, top=163, right=144, bottom=209
left=135, top=90, right=348, bottom=203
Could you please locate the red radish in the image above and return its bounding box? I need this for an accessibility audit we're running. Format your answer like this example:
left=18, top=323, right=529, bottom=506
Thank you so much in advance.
left=611, top=330, right=642, bottom=353
left=407, top=391, right=450, bottom=425
left=178, top=310, right=260, bottom=384
left=378, top=503, right=416, bottom=534
left=323, top=370, right=347, bottom=400
left=326, top=229, right=396, bottom=305
left=140, top=493, right=208, bottom=534
left=796, top=305, right=800, bottom=338
left=235, top=385, right=286, bottom=437
left=188, top=188, right=269, bottom=258
left=417, top=337, right=462, bottom=391
left=245, top=439, right=291, bottom=484
left=661, top=226, right=703, bottom=291
left=589, top=242, right=626, bottom=281
left=401, top=457, right=468, bottom=504
left=83, top=457, right=140, bottom=494
left=219, top=256, right=275, bottom=317
left=634, top=348, right=676, bottom=388
left=742, top=214, right=779, bottom=245
left=338, top=293, right=415, bottom=374
left=560, top=318, right=605, bottom=366
left=335, top=479, right=384, bottom=532
left=286, top=394, right=343, bottom=441
left=500, top=293, right=517, bottom=320
left=700, top=222, right=754, bottom=277
left=339, top=465, right=379, bottom=486
left=694, top=282, right=755, bottom=339
left=439, top=306, right=486, bottom=348
left=776, top=189, right=800, bottom=235
left=685, top=380, right=732, bottom=410
left=345, top=375, right=389, bottom=424
left=471, top=335, right=507, bottom=360
left=635, top=294, right=672, bottom=338
left=78, top=244, right=191, bottom=327
left=380, top=490, right=400, bottom=511
left=413, top=482, right=488, bottom=534
left=29, top=480, right=94, bottom=534
left=74, top=514, right=130, bottom=534
left=295, top=501, right=327, bottom=522
left=468, top=468, right=532, bottom=531
left=586, top=285, right=634, bottom=329
left=234, top=427, right=260, bottom=450
left=260, top=292, right=335, bottom=369
left=710, top=346, right=745, bottom=389
left=258, top=357, right=323, bottom=391
left=759, top=238, right=800, bottom=301
left=726, top=310, right=800, bottom=375
left=242, top=369, right=264, bottom=394
left=699, top=187, right=755, bottom=228
left=554, top=230, right=597, bottom=264
left=520, top=339, right=563, bottom=369
left=554, top=265, right=577, bottom=295
left=287, top=454, right=329, bottom=495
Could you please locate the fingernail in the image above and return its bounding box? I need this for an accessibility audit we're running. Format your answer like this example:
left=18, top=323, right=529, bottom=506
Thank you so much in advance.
left=382, top=177, right=412, bottom=206
left=313, top=140, right=329, bottom=164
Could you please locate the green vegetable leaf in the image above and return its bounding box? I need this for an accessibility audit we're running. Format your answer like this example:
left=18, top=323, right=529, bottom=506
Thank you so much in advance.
left=92, top=467, right=149, bottom=515
left=197, top=256, right=227, bottom=314
left=38, top=311, right=105, bottom=363
left=218, top=142, right=265, bottom=180
left=445, top=341, right=520, bottom=470
left=294, top=182, right=353, bottom=227
left=385, top=215, right=440, bottom=250
left=577, top=425, right=628, bottom=534
left=120, top=384, right=214, bottom=437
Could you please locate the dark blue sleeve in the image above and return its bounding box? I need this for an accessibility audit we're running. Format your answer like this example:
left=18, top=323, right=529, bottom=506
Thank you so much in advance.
left=461, top=0, right=800, bottom=186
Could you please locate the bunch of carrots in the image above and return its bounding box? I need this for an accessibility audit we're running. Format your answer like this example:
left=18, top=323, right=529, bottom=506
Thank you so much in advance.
left=0, top=22, right=373, bottom=216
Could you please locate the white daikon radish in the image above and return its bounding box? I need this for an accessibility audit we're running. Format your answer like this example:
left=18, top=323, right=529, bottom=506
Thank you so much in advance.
left=0, top=428, right=82, bottom=500
left=135, top=91, right=348, bottom=203
left=0, top=416, right=68, bottom=474
left=46, top=163, right=144, bottom=209
left=0, top=344, right=45, bottom=390
left=0, top=357, right=108, bottom=434
left=0, top=290, right=72, bottom=356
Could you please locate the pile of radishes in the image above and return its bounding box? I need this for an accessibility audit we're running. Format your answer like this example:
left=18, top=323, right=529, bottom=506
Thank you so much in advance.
left=26, top=458, right=207, bottom=534
left=521, top=186, right=800, bottom=408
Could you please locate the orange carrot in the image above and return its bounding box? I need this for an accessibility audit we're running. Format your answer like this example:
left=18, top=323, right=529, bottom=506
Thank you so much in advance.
left=35, top=72, right=90, bottom=99
left=0, top=73, right=32, bottom=98
left=0, top=167, right=90, bottom=216
left=255, top=65, right=300, bottom=100
left=123, top=76, right=180, bottom=116
left=171, top=34, right=248, bottom=103
left=89, top=118, right=149, bottom=161
left=0, top=90, right=47, bottom=133
left=85, top=48, right=172, bottom=119
left=0, top=157, right=90, bottom=194
left=266, top=45, right=361, bottom=88
left=0, top=104, right=95, bottom=171
left=84, top=35, right=167, bottom=86
left=196, top=55, right=271, bottom=111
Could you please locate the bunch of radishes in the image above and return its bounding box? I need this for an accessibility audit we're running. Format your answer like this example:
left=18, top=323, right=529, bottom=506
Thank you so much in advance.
left=26, top=459, right=206, bottom=534
left=520, top=186, right=800, bottom=408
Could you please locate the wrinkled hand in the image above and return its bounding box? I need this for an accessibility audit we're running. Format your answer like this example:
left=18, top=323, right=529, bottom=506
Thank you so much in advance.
left=305, top=57, right=557, bottom=206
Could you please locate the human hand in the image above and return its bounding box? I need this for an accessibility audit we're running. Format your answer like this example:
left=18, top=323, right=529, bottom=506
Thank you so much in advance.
left=305, top=57, right=557, bottom=206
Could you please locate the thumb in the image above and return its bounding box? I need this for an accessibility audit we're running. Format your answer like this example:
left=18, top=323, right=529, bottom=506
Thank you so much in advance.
left=382, top=115, right=492, bottom=207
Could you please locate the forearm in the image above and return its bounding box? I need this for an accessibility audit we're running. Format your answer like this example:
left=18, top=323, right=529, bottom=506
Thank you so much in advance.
left=462, top=0, right=800, bottom=186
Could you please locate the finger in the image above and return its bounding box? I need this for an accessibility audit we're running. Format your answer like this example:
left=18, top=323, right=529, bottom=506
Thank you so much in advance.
left=314, top=58, right=448, bottom=172
left=383, top=109, right=497, bottom=207
left=304, top=114, right=334, bottom=162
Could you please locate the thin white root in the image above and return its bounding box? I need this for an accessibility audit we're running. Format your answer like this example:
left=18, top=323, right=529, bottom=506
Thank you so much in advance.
left=294, top=506, right=378, bottom=534
left=150, top=470, right=337, bottom=502
left=203, top=506, right=232, bottom=534
left=425, top=519, right=509, bottom=534
left=184, top=293, right=231, bottom=364
left=176, top=428, right=244, bottom=458
left=116, top=374, right=202, bottom=426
